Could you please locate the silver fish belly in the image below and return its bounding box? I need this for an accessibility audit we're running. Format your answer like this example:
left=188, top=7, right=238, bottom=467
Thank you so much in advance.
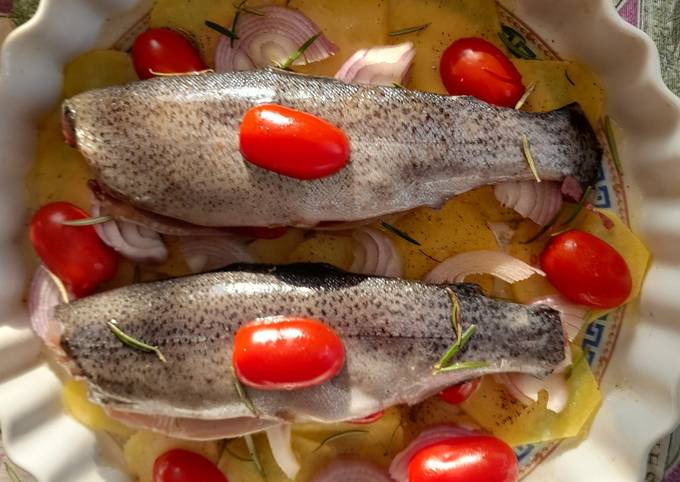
left=54, top=264, right=565, bottom=434
left=62, top=68, right=601, bottom=228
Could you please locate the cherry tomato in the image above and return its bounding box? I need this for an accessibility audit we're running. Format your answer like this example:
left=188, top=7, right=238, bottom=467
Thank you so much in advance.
left=407, top=435, right=518, bottom=482
left=153, top=449, right=228, bottom=482
left=233, top=317, right=345, bottom=390
left=439, top=378, right=481, bottom=405
left=540, top=230, right=632, bottom=309
left=132, top=28, right=205, bottom=80
left=350, top=410, right=385, bottom=424
left=439, top=37, right=525, bottom=107
left=227, top=226, right=289, bottom=239
left=240, top=104, right=350, bottom=180
left=30, top=202, right=118, bottom=297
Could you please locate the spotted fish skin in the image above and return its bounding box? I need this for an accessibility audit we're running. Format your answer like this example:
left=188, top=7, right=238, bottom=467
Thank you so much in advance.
left=62, top=68, right=601, bottom=228
left=55, top=264, right=565, bottom=427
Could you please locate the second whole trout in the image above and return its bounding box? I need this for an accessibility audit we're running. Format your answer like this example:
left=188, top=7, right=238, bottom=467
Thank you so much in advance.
left=53, top=264, right=566, bottom=438
left=62, top=68, right=601, bottom=228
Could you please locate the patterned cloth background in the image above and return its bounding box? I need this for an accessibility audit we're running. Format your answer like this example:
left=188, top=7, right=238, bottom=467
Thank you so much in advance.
left=0, top=0, right=679, bottom=481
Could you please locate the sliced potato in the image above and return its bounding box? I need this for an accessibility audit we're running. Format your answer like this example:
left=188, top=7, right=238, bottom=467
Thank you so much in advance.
left=461, top=347, right=601, bottom=446
left=514, top=59, right=605, bottom=126
left=292, top=0, right=389, bottom=78
left=62, top=50, right=137, bottom=98
left=288, top=233, right=354, bottom=270
left=400, top=397, right=479, bottom=441
left=251, top=229, right=306, bottom=265
left=62, top=380, right=133, bottom=437
left=25, top=124, right=92, bottom=211
left=222, top=408, right=403, bottom=482
left=124, top=431, right=222, bottom=482
left=388, top=0, right=502, bottom=93
left=385, top=189, right=498, bottom=286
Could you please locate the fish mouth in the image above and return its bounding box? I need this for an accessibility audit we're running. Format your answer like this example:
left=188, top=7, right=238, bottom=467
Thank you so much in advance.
left=62, top=104, right=78, bottom=147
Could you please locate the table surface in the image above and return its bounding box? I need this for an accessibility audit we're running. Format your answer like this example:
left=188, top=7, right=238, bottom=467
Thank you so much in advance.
left=1, top=0, right=679, bottom=481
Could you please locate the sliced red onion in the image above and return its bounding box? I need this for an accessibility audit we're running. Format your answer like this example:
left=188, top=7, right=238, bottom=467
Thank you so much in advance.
left=494, top=181, right=563, bottom=226
left=91, top=195, right=167, bottom=263
left=312, top=458, right=392, bottom=482
left=349, top=227, right=403, bottom=278
left=494, top=372, right=569, bottom=413
left=179, top=235, right=254, bottom=273
left=561, top=176, right=583, bottom=201
left=530, top=295, right=588, bottom=341
left=389, top=425, right=477, bottom=482
left=28, top=265, right=70, bottom=347
left=334, top=42, right=415, bottom=86
left=215, top=6, right=337, bottom=72
left=424, top=251, right=544, bottom=284
left=265, top=424, right=299, bottom=480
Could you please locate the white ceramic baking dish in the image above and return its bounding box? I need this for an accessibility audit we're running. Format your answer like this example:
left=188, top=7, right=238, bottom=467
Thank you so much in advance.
left=0, top=0, right=679, bottom=480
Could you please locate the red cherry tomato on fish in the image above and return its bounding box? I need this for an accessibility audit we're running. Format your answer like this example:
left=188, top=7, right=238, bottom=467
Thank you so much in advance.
left=239, top=104, right=350, bottom=180
left=350, top=410, right=385, bottom=424
left=407, top=435, right=518, bottom=482
left=439, top=378, right=481, bottom=405
left=540, top=230, right=632, bottom=309
left=233, top=317, right=345, bottom=390
left=29, top=202, right=118, bottom=297
left=439, top=37, right=525, bottom=108
left=153, top=449, right=228, bottom=482
left=132, top=28, right=205, bottom=80
left=227, top=226, right=289, bottom=239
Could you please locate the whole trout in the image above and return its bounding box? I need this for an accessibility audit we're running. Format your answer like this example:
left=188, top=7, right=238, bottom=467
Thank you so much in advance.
left=52, top=264, right=566, bottom=439
left=62, top=68, right=601, bottom=228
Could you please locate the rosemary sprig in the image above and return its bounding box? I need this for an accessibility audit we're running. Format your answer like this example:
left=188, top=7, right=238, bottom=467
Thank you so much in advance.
left=279, top=33, right=321, bottom=70
left=388, top=23, right=430, bottom=37
left=228, top=0, right=252, bottom=47
left=244, top=434, right=265, bottom=477
left=435, top=360, right=491, bottom=373
left=520, top=209, right=562, bottom=244
left=433, top=289, right=483, bottom=373
left=435, top=324, right=476, bottom=370
left=313, top=429, right=368, bottom=452
left=45, top=268, right=69, bottom=303
left=448, top=288, right=462, bottom=339
left=148, top=68, right=214, bottom=77
left=383, top=420, right=404, bottom=456
left=565, top=69, right=576, bottom=86
left=514, top=81, right=537, bottom=110
left=4, top=462, right=21, bottom=482
left=205, top=20, right=238, bottom=40
left=379, top=221, right=421, bottom=246
left=583, top=310, right=594, bottom=323
left=604, top=115, right=623, bottom=175
left=521, top=135, right=541, bottom=182
left=60, top=215, right=112, bottom=226
left=222, top=441, right=253, bottom=462
left=558, top=185, right=593, bottom=228
left=107, top=320, right=167, bottom=363
left=231, top=366, right=259, bottom=416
